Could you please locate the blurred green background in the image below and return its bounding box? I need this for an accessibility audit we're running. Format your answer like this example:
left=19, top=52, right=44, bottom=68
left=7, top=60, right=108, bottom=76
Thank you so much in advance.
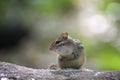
left=0, top=0, right=120, bottom=70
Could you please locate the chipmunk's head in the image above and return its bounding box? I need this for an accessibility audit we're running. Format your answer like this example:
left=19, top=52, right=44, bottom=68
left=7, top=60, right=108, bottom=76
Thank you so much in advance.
left=49, top=32, right=73, bottom=56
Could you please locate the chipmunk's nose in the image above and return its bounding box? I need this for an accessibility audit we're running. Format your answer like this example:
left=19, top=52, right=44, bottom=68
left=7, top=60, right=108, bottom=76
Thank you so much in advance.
left=49, top=47, right=53, bottom=50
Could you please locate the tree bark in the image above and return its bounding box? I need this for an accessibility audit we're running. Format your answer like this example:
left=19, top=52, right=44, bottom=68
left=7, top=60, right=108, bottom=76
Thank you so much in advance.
left=0, top=62, right=120, bottom=80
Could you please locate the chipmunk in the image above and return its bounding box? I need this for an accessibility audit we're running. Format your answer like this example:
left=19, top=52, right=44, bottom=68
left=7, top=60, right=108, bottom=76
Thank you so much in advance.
left=49, top=32, right=85, bottom=69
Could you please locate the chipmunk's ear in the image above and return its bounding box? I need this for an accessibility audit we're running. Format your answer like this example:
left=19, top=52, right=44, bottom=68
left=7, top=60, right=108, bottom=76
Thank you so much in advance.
left=62, top=32, right=68, bottom=39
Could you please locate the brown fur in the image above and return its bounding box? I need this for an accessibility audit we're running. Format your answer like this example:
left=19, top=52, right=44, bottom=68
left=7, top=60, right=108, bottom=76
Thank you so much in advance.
left=49, top=32, right=85, bottom=69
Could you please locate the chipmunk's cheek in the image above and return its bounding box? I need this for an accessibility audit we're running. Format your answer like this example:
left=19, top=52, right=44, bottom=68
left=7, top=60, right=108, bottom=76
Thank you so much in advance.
left=56, top=46, right=73, bottom=56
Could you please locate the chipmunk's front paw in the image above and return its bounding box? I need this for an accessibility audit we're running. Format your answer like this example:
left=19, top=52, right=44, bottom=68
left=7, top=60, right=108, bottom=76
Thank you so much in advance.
left=48, top=64, right=59, bottom=70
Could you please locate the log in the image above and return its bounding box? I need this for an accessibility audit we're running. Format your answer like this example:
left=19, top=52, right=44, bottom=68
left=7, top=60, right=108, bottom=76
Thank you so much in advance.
left=0, top=62, right=120, bottom=80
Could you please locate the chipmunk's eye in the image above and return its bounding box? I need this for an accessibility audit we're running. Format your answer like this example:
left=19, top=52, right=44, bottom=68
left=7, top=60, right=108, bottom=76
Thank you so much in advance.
left=55, top=40, right=61, bottom=44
